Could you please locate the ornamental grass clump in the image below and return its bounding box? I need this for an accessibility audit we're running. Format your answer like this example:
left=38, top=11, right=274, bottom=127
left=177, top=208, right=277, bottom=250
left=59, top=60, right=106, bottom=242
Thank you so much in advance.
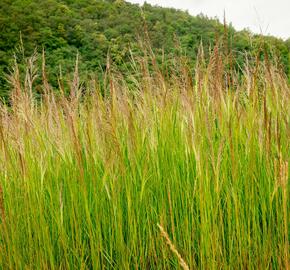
left=0, top=42, right=289, bottom=269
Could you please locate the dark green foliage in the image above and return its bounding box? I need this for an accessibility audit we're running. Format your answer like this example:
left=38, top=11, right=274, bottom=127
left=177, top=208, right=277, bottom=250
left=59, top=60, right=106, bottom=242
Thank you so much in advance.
left=0, top=0, right=289, bottom=98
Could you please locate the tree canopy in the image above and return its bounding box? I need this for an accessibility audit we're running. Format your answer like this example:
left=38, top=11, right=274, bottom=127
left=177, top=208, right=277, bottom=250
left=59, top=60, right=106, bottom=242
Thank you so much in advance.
left=0, top=0, right=289, bottom=98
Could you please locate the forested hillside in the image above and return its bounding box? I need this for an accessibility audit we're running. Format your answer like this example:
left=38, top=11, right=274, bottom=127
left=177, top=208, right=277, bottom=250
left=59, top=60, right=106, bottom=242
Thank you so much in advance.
left=0, top=0, right=289, bottom=98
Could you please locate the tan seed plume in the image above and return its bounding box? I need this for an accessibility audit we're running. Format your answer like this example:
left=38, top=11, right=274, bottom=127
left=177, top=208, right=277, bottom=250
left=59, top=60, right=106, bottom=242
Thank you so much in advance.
left=157, top=223, right=189, bottom=270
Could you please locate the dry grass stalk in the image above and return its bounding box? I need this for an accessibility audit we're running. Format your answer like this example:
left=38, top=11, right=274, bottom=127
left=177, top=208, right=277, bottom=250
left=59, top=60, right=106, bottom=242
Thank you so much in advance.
left=0, top=184, right=5, bottom=225
left=272, top=153, right=289, bottom=269
left=71, top=53, right=80, bottom=103
left=24, top=50, right=38, bottom=99
left=274, top=154, right=288, bottom=189
left=157, top=223, right=190, bottom=270
left=59, top=183, right=63, bottom=226
left=67, top=108, right=85, bottom=183
left=42, top=49, right=52, bottom=105
left=276, top=157, right=289, bottom=270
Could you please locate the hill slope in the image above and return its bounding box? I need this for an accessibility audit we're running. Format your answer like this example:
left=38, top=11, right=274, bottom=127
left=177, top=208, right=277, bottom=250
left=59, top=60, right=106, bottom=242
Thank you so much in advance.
left=0, top=0, right=289, bottom=97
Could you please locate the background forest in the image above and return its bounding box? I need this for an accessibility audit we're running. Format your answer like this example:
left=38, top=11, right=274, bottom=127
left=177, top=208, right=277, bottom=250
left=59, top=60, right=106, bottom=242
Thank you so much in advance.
left=0, top=0, right=289, bottom=99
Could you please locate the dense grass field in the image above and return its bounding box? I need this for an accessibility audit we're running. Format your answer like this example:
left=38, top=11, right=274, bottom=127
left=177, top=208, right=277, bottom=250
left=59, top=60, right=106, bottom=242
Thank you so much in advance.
left=0, top=47, right=289, bottom=269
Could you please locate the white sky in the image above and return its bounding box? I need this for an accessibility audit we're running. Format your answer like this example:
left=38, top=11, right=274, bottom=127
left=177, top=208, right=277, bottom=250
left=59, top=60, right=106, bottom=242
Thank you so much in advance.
left=128, top=0, right=290, bottom=40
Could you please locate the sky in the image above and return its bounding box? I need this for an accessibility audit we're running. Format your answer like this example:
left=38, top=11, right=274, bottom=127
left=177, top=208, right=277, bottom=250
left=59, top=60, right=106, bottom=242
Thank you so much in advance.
left=127, top=0, right=290, bottom=40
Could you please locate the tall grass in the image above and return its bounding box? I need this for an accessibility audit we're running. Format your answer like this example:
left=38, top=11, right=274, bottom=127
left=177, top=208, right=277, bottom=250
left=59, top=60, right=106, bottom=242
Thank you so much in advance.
left=0, top=44, right=289, bottom=269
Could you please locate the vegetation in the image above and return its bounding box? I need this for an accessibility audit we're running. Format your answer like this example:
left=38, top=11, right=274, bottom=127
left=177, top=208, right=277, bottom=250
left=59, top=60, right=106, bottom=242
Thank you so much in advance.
left=0, top=0, right=289, bottom=98
left=0, top=39, right=289, bottom=268
left=0, top=1, right=289, bottom=269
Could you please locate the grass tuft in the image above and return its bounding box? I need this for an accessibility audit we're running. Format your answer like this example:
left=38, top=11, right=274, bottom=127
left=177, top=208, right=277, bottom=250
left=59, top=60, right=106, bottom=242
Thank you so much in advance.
left=0, top=44, right=289, bottom=269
